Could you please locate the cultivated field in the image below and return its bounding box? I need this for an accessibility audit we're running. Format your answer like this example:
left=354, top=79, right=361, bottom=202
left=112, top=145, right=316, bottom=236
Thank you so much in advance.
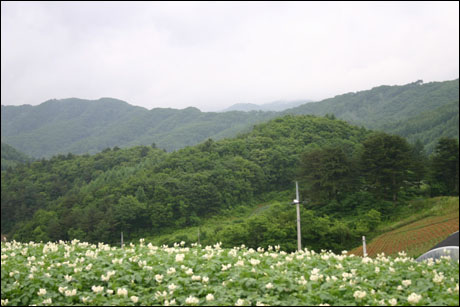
left=1, top=240, right=459, bottom=306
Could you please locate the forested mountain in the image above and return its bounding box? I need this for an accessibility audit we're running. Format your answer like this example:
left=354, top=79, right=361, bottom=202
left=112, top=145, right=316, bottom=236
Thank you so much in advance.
left=1, top=115, right=370, bottom=247
left=1, top=98, right=276, bottom=158
left=3, top=113, right=457, bottom=251
left=1, top=79, right=458, bottom=158
left=284, top=79, right=459, bottom=152
left=1, top=142, right=32, bottom=170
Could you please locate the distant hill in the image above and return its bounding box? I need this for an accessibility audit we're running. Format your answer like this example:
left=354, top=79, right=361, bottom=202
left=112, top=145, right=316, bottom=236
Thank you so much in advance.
left=284, top=79, right=459, bottom=152
left=1, top=142, right=32, bottom=170
left=1, top=98, right=276, bottom=158
left=222, top=99, right=312, bottom=112
left=1, top=79, right=458, bottom=158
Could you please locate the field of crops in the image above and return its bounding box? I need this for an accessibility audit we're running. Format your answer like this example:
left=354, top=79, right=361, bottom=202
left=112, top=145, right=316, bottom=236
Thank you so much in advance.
left=351, top=214, right=459, bottom=258
left=1, top=240, right=459, bottom=306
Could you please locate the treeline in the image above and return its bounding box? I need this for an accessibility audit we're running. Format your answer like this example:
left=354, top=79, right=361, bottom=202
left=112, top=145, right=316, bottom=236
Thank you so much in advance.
left=1, top=115, right=458, bottom=253
left=177, top=134, right=458, bottom=253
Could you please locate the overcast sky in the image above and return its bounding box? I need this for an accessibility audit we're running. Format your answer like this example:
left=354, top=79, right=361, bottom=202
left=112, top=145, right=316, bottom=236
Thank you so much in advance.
left=1, top=1, right=459, bottom=111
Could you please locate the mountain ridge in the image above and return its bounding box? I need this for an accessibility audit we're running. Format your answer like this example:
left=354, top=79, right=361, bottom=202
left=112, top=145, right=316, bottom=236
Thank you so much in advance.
left=1, top=78, right=458, bottom=158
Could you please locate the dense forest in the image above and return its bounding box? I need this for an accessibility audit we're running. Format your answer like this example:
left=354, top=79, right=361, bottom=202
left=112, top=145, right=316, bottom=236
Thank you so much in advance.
left=1, top=79, right=458, bottom=159
left=2, top=115, right=458, bottom=252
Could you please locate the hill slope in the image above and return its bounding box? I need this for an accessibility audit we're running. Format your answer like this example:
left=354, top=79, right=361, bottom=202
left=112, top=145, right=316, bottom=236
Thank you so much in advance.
left=350, top=197, right=459, bottom=258
left=1, top=98, right=276, bottom=158
left=1, top=142, right=32, bottom=170
left=285, top=79, right=459, bottom=152
left=1, top=79, right=458, bottom=158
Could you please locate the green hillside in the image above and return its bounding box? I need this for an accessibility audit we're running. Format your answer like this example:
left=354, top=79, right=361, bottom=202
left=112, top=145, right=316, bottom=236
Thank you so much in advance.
left=1, top=79, right=458, bottom=158
left=1, top=98, right=276, bottom=158
left=285, top=79, right=459, bottom=152
left=3, top=114, right=457, bottom=253
left=1, top=115, right=370, bottom=248
left=1, top=142, right=32, bottom=170
left=350, top=197, right=459, bottom=258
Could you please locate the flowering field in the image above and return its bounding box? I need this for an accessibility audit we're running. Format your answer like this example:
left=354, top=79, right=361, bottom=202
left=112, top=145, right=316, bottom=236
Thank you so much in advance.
left=1, top=240, right=459, bottom=306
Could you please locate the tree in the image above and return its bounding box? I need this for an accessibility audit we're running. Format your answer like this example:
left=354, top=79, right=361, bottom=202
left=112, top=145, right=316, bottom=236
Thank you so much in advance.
left=298, top=146, right=355, bottom=205
left=360, top=133, right=412, bottom=201
left=429, top=138, right=459, bottom=196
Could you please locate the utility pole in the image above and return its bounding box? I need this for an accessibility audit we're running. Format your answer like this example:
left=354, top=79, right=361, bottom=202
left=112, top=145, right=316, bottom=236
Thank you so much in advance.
left=292, top=181, right=302, bottom=252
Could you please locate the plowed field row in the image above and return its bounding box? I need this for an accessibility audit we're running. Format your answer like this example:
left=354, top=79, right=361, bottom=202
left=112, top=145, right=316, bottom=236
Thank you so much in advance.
left=351, top=213, right=459, bottom=258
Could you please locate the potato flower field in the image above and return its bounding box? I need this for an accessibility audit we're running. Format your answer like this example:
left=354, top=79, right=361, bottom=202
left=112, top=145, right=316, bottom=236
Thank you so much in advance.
left=1, top=239, right=459, bottom=306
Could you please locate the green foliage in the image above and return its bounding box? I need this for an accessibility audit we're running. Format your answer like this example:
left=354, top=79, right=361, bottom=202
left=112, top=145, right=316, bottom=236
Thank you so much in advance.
left=360, top=133, right=413, bottom=201
left=1, top=115, right=370, bottom=247
left=1, top=113, right=458, bottom=253
left=1, top=98, right=277, bottom=158
left=286, top=79, right=459, bottom=153
left=1, top=142, right=32, bottom=170
left=2, top=79, right=458, bottom=159
left=298, top=146, right=356, bottom=205
left=3, top=241, right=459, bottom=306
left=429, top=138, right=459, bottom=196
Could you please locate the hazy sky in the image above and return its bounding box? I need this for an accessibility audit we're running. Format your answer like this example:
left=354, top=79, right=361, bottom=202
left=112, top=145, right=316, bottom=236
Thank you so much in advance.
left=1, top=1, right=459, bottom=111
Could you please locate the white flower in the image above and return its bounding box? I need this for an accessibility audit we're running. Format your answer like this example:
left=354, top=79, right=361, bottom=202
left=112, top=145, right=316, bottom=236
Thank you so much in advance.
left=235, top=260, right=245, bottom=267
left=1, top=299, right=8, bottom=306
left=375, top=267, right=380, bottom=273
left=58, top=286, right=67, bottom=294
left=42, top=298, right=52, bottom=305
left=175, top=253, right=185, bottom=262
left=235, top=299, right=245, bottom=306
left=168, top=283, right=177, bottom=291
left=433, top=273, right=444, bottom=284
left=91, top=285, right=104, bottom=294
left=265, top=282, right=273, bottom=289
left=130, top=296, right=139, bottom=303
left=81, top=297, right=91, bottom=303
left=202, top=276, right=209, bottom=283
left=353, top=290, right=366, bottom=300
left=185, top=296, right=199, bottom=305
left=64, top=274, right=73, bottom=282
left=117, top=288, right=128, bottom=297
left=167, top=267, right=176, bottom=275
left=107, top=289, right=114, bottom=295
left=402, top=280, right=412, bottom=287
left=101, top=270, right=116, bottom=282
left=185, top=268, right=194, bottom=275
left=221, top=263, right=232, bottom=271
left=155, top=274, right=164, bottom=283
left=37, top=288, right=47, bottom=296
left=250, top=259, right=260, bottom=266
left=206, top=294, right=215, bottom=301
left=407, top=293, right=422, bottom=305
left=389, top=298, right=397, bottom=306
left=192, top=275, right=201, bottom=281
left=65, top=289, right=77, bottom=297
